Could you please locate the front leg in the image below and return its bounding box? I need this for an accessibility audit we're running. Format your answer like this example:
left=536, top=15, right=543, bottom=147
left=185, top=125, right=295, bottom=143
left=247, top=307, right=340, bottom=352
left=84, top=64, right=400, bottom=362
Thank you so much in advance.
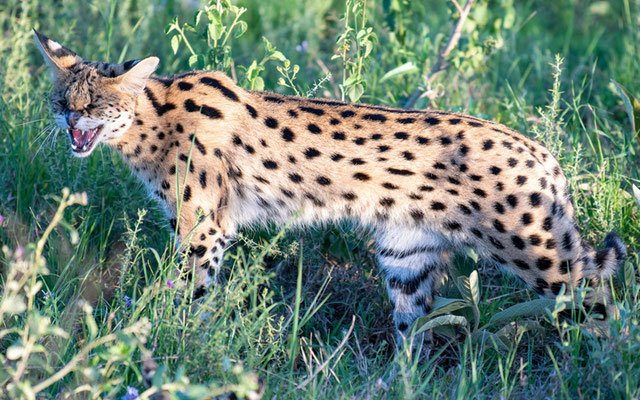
left=182, top=212, right=236, bottom=297
left=166, top=177, right=235, bottom=297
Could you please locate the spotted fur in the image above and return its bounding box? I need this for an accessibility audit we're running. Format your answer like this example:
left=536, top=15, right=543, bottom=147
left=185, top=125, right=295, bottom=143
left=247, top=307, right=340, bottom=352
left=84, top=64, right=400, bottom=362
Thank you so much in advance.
left=35, top=31, right=626, bottom=349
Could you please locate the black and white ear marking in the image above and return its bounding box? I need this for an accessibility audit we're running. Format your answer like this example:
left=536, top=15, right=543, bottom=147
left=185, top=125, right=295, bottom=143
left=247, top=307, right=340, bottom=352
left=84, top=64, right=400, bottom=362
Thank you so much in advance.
left=33, top=29, right=82, bottom=80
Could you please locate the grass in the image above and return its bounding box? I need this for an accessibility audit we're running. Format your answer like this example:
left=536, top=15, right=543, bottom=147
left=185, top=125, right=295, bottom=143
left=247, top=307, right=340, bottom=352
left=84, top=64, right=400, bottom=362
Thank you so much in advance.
left=1, top=0, right=639, bottom=398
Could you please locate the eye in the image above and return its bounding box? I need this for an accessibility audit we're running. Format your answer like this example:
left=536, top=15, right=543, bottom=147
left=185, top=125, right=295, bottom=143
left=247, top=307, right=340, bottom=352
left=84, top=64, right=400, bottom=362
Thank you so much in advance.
left=56, top=98, right=68, bottom=110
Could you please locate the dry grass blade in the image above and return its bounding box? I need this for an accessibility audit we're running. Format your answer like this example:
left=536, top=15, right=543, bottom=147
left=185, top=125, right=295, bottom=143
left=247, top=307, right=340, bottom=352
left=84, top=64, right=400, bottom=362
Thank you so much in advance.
left=295, top=315, right=356, bottom=389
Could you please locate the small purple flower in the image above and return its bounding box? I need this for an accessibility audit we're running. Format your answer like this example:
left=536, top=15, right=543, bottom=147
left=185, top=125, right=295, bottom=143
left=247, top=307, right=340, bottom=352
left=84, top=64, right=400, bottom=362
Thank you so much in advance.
left=0, top=214, right=4, bottom=225
left=167, top=279, right=175, bottom=289
left=42, top=291, right=51, bottom=301
left=14, top=246, right=23, bottom=259
left=296, top=40, right=309, bottom=53
left=123, top=295, right=133, bottom=307
left=122, top=386, right=139, bottom=400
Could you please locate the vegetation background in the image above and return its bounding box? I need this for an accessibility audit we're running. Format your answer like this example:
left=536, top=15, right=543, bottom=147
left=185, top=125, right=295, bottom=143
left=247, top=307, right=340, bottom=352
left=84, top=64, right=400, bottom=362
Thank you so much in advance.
left=1, top=0, right=639, bottom=398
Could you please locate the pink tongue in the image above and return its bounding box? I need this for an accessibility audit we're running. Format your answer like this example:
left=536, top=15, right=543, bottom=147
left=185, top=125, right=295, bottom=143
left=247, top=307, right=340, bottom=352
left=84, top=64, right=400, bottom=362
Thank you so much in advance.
left=71, top=129, right=89, bottom=146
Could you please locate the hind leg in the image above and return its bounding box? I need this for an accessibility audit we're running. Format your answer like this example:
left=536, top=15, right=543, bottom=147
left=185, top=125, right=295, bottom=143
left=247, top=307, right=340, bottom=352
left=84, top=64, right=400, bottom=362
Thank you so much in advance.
left=375, top=225, right=450, bottom=352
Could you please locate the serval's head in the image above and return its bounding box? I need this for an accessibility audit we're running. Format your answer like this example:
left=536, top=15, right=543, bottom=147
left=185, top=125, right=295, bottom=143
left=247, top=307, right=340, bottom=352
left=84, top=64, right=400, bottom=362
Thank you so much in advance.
left=34, top=30, right=158, bottom=157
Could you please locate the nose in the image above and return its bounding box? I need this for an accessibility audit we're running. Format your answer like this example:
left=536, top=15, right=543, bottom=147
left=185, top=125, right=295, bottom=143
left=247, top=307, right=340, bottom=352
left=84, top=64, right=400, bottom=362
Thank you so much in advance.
left=66, top=111, right=80, bottom=129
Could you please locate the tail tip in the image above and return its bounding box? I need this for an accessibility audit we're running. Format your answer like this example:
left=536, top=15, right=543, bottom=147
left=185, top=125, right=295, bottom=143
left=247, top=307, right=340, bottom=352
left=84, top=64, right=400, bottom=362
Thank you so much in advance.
left=604, top=231, right=626, bottom=262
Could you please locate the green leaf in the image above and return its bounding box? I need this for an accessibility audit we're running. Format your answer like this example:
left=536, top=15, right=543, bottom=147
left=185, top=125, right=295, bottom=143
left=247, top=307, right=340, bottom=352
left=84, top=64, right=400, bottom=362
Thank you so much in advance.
left=235, top=21, right=248, bottom=38
left=632, top=184, right=640, bottom=210
left=410, top=314, right=467, bottom=337
left=489, top=298, right=556, bottom=325
left=269, top=51, right=287, bottom=62
left=428, top=297, right=469, bottom=318
left=456, top=275, right=473, bottom=305
left=171, top=35, right=180, bottom=55
left=471, top=330, right=509, bottom=353
left=253, top=76, right=264, bottom=91
left=612, top=80, right=640, bottom=137
left=469, top=270, right=480, bottom=306
left=6, top=345, right=25, bottom=360
left=348, top=84, right=364, bottom=102
left=624, top=260, right=636, bottom=288
left=380, top=62, right=418, bottom=82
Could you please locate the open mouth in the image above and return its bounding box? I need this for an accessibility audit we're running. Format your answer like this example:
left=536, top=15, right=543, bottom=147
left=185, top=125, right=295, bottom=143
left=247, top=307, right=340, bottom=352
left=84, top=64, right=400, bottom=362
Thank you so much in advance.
left=67, top=125, right=103, bottom=155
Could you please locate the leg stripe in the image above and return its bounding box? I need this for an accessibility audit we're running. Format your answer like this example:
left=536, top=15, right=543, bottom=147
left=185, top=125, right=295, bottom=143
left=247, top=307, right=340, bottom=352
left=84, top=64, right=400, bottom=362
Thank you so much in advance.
left=378, top=244, right=442, bottom=259
left=387, top=267, right=432, bottom=295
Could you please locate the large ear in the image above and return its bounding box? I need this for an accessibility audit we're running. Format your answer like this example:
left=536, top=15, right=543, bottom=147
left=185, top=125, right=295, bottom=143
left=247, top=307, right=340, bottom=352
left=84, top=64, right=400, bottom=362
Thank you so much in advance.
left=33, top=29, right=82, bottom=80
left=115, top=57, right=159, bottom=94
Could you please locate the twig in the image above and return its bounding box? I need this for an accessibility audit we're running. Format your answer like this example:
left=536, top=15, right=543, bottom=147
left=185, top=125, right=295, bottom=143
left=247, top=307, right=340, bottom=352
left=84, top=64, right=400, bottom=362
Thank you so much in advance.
left=403, top=0, right=474, bottom=109
left=296, top=315, right=356, bottom=389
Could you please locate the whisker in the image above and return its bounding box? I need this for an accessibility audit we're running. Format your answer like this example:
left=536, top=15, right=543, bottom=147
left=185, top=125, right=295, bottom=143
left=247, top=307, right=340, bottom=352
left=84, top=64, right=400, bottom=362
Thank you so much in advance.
left=31, top=124, right=54, bottom=144
left=17, top=118, right=48, bottom=126
left=33, top=126, right=57, bottom=157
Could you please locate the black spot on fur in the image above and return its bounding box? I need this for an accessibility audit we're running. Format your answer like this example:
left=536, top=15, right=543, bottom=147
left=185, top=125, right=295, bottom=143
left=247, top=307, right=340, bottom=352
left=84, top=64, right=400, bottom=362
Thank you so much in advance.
left=341, top=110, right=355, bottom=118
left=300, top=106, right=324, bottom=116
left=394, top=132, right=409, bottom=140
left=387, top=168, right=414, bottom=176
left=529, top=192, right=542, bottom=207
left=245, top=104, right=258, bottom=118
left=282, top=127, right=295, bottom=142
left=363, top=114, right=387, bottom=123
left=529, top=234, right=542, bottom=246
left=483, top=140, right=494, bottom=150
left=445, top=221, right=462, bottom=231
left=536, top=257, right=552, bottom=271
left=307, top=123, right=321, bottom=134
left=304, top=148, right=321, bottom=159
left=431, top=201, right=446, bottom=211
left=184, top=99, right=222, bottom=119
left=343, top=192, right=357, bottom=200
left=489, top=236, right=505, bottom=249
left=200, top=77, right=239, bottom=101
left=183, top=185, right=192, bottom=202
left=398, top=118, right=416, bottom=124
left=265, top=117, right=278, bottom=129
left=516, top=175, right=528, bottom=185
left=189, top=134, right=207, bottom=155
left=145, top=88, right=176, bottom=116
left=513, top=259, right=530, bottom=270
left=535, top=278, right=549, bottom=294
left=511, top=235, right=526, bottom=250
left=166, top=79, right=192, bottom=92
left=473, top=188, right=487, bottom=198
left=353, top=172, right=370, bottom=181
left=199, top=171, right=207, bottom=188
left=263, top=160, right=278, bottom=169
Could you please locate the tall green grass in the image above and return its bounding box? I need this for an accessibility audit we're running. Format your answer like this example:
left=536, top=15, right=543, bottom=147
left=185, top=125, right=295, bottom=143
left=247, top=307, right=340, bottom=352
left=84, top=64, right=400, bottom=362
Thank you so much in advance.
left=1, top=0, right=639, bottom=398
